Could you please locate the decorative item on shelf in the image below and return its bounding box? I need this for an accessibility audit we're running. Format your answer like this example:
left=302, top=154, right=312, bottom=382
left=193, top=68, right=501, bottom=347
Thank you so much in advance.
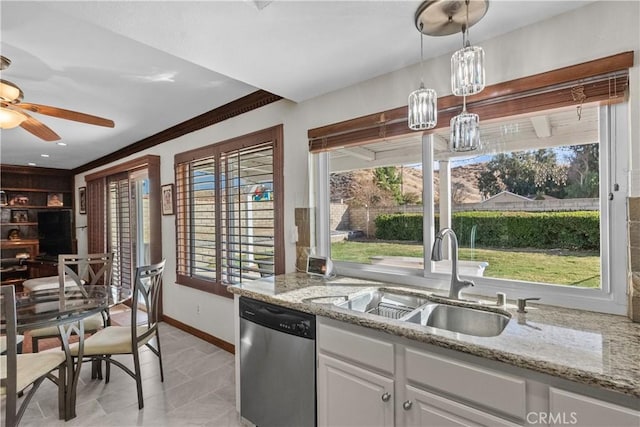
left=78, top=186, right=87, bottom=214
left=161, top=183, right=175, bottom=216
left=413, top=0, right=489, bottom=151
left=408, top=22, right=437, bottom=131
left=0, top=190, right=6, bottom=206
left=8, top=194, right=28, bottom=206
left=7, top=228, right=21, bottom=241
left=1, top=209, right=10, bottom=222
left=11, top=209, right=28, bottom=223
left=47, top=192, right=64, bottom=207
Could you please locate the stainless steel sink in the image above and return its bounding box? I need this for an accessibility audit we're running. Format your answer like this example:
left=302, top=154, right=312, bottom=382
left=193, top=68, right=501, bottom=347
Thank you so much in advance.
left=403, top=303, right=510, bottom=337
left=336, top=288, right=511, bottom=337
left=335, top=289, right=430, bottom=320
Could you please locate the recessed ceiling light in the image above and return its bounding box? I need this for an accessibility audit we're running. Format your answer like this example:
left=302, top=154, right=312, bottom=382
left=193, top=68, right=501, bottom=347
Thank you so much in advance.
left=40, top=154, right=49, bottom=158
left=56, top=142, right=67, bottom=146
left=28, top=162, right=36, bottom=166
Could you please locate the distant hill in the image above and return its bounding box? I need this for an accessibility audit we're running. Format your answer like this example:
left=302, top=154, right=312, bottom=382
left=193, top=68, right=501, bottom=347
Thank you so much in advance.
left=330, top=164, right=486, bottom=205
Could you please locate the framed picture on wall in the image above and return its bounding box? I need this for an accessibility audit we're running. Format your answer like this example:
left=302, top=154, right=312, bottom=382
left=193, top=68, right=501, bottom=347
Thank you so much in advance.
left=162, top=184, right=175, bottom=215
left=79, top=187, right=87, bottom=214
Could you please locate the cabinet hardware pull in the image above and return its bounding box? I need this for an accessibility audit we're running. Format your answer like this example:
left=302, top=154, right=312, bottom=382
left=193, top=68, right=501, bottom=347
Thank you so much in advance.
left=381, top=392, right=391, bottom=402
left=403, top=400, right=413, bottom=410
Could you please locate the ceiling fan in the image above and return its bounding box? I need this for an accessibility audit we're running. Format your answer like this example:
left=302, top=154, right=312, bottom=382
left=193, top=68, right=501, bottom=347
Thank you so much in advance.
left=0, top=55, right=114, bottom=141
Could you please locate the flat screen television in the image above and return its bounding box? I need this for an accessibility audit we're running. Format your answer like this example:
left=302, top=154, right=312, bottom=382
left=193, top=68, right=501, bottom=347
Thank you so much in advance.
left=38, top=210, right=73, bottom=259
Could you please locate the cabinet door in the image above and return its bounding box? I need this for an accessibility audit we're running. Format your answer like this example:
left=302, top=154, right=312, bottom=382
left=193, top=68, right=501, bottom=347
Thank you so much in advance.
left=549, top=387, right=640, bottom=427
left=402, top=385, right=520, bottom=427
left=318, top=354, right=394, bottom=427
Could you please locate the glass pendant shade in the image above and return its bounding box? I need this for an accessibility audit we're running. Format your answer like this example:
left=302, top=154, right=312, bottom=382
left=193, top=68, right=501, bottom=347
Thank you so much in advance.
left=450, top=111, right=480, bottom=152
left=408, top=84, right=437, bottom=130
left=0, top=107, right=27, bottom=129
left=451, top=45, right=485, bottom=96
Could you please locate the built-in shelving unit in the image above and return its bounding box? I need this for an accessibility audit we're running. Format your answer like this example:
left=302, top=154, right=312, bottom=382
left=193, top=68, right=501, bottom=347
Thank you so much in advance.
left=0, top=165, right=74, bottom=288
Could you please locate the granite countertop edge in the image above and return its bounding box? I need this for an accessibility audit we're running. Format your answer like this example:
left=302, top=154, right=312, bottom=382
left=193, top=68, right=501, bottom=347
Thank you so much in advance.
left=228, top=276, right=640, bottom=399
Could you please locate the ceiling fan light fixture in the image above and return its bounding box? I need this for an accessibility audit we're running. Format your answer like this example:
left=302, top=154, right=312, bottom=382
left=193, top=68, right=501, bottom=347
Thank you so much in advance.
left=0, top=106, right=27, bottom=129
left=0, top=80, right=24, bottom=103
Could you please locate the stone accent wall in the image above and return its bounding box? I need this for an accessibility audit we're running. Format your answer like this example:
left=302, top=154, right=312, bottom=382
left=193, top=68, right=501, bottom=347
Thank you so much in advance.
left=629, top=197, right=640, bottom=322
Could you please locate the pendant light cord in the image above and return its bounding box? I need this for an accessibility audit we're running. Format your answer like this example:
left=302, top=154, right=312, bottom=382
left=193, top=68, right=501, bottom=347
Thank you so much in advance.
left=419, top=23, right=425, bottom=87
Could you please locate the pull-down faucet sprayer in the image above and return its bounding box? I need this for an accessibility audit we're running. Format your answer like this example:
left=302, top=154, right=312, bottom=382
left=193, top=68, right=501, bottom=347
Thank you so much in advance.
left=431, top=228, right=474, bottom=300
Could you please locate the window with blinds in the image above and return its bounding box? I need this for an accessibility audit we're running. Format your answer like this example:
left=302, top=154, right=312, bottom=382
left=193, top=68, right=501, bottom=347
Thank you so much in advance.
left=175, top=125, right=284, bottom=296
left=108, top=174, right=132, bottom=290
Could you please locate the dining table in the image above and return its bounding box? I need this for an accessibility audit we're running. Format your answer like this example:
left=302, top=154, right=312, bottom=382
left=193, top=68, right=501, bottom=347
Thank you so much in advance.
left=14, top=284, right=132, bottom=420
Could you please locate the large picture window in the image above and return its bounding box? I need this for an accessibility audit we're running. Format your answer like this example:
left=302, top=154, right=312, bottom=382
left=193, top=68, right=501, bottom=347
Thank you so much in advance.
left=316, top=103, right=629, bottom=314
left=175, top=125, right=284, bottom=296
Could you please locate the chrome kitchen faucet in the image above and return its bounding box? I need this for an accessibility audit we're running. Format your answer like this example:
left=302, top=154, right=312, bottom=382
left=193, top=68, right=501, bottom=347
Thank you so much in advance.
left=431, top=228, right=475, bottom=300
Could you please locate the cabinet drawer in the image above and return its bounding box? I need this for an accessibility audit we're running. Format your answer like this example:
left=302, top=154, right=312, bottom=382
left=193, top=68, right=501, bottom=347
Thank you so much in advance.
left=405, top=347, right=526, bottom=420
left=319, top=323, right=394, bottom=374
left=549, top=387, right=640, bottom=427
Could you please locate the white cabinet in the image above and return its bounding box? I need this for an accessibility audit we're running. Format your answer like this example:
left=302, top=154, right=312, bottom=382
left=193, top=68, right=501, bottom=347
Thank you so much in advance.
left=404, top=346, right=526, bottom=421
left=318, top=354, right=394, bottom=427
left=317, top=317, right=639, bottom=427
left=548, top=387, right=640, bottom=427
left=401, top=385, right=520, bottom=427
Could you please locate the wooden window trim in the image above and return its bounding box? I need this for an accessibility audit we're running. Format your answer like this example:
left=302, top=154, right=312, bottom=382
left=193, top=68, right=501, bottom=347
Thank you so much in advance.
left=174, top=125, right=284, bottom=298
left=308, top=51, right=633, bottom=152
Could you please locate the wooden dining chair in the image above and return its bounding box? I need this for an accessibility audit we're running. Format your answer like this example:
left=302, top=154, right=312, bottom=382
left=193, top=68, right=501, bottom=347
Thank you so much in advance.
left=29, top=253, right=113, bottom=352
left=1, top=285, right=69, bottom=427
left=70, top=260, right=166, bottom=409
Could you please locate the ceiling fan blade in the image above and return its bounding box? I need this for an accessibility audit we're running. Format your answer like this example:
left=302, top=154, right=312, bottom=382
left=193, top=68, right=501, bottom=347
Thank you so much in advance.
left=16, top=102, right=115, bottom=128
left=19, top=112, right=61, bottom=141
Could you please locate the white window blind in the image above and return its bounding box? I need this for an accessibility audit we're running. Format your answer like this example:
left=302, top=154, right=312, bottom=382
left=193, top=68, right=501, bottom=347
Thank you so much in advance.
left=175, top=126, right=282, bottom=295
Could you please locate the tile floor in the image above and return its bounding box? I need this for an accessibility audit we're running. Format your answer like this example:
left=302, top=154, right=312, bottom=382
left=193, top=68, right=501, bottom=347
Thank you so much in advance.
left=14, top=323, right=242, bottom=427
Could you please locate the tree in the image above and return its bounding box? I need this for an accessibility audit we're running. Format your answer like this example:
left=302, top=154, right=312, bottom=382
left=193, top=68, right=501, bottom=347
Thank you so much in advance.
left=477, top=150, right=567, bottom=198
left=564, top=143, right=599, bottom=198
left=373, top=167, right=403, bottom=204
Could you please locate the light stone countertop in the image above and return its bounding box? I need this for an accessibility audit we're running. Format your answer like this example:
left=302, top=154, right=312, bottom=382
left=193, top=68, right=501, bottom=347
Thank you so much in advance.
left=228, top=273, right=640, bottom=399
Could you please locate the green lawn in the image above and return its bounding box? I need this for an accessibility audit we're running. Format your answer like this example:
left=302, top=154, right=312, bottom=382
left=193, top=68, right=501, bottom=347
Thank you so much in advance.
left=331, top=241, right=600, bottom=288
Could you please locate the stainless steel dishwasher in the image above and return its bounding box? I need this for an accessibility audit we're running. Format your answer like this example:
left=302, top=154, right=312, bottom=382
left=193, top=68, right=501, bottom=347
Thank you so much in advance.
left=239, top=297, right=316, bottom=427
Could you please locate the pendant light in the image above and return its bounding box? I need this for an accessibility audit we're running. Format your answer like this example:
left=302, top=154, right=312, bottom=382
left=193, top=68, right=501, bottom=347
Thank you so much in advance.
left=451, top=1, right=485, bottom=96
left=408, top=23, right=437, bottom=130
left=414, top=0, right=488, bottom=151
left=450, top=95, right=480, bottom=152
left=450, top=0, right=484, bottom=151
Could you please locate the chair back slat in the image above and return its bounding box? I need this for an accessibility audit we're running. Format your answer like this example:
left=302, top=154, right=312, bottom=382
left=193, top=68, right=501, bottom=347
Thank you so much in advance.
left=131, top=260, right=166, bottom=334
left=58, top=253, right=114, bottom=302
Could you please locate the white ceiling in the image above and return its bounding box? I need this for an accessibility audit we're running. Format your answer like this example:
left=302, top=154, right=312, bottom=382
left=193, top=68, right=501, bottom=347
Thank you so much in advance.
left=0, top=0, right=594, bottom=170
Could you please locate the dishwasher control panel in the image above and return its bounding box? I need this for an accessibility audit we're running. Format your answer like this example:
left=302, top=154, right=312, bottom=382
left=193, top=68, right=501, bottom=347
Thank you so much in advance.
left=239, top=297, right=316, bottom=339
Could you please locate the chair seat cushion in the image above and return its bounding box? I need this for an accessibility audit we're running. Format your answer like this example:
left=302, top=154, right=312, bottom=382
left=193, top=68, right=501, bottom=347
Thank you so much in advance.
left=22, top=275, right=82, bottom=292
left=0, top=350, right=66, bottom=394
left=69, top=325, right=151, bottom=356
left=29, top=312, right=105, bottom=338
